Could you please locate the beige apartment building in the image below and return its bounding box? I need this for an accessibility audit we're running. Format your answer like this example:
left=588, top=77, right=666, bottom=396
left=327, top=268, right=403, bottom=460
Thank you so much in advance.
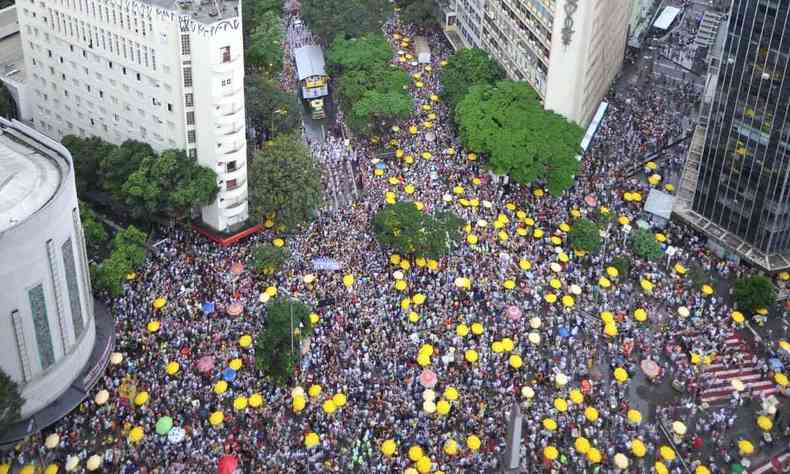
left=440, top=0, right=630, bottom=126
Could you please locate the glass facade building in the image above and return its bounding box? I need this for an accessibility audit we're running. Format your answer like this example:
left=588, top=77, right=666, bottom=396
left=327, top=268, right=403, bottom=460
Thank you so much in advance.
left=692, top=0, right=790, bottom=260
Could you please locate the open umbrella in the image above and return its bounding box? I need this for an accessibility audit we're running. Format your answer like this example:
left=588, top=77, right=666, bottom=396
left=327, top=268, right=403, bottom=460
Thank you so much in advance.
left=202, top=302, right=215, bottom=314
left=218, top=455, right=239, bottom=474
left=640, top=359, right=660, bottom=378
left=222, top=368, right=237, bottom=382
left=558, top=327, right=570, bottom=338
left=156, top=416, right=173, bottom=435
left=196, top=356, right=215, bottom=374
left=419, top=369, right=437, bottom=388
left=227, top=303, right=243, bottom=316
left=506, top=306, right=522, bottom=320
left=168, top=427, right=185, bottom=444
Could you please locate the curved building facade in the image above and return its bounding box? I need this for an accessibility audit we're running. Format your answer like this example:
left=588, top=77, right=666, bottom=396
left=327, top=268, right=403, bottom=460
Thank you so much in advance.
left=0, top=118, right=96, bottom=419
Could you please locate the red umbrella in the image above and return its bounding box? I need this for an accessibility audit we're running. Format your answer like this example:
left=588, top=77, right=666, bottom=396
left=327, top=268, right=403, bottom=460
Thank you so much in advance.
left=227, top=303, right=244, bottom=316
left=230, top=262, right=244, bottom=275
left=196, top=356, right=215, bottom=374
left=218, top=455, right=238, bottom=474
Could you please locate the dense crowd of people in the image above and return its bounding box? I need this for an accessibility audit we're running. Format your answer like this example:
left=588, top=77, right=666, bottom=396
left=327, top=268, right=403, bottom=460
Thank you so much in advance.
left=4, top=7, right=790, bottom=474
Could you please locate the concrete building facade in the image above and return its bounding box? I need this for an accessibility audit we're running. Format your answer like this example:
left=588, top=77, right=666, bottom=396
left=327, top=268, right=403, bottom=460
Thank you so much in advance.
left=440, top=0, right=630, bottom=126
left=0, top=117, right=96, bottom=419
left=15, top=0, right=248, bottom=232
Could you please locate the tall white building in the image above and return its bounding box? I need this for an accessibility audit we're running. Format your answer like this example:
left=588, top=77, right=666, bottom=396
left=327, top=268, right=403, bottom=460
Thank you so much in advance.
left=440, top=0, right=629, bottom=126
left=15, top=0, right=248, bottom=232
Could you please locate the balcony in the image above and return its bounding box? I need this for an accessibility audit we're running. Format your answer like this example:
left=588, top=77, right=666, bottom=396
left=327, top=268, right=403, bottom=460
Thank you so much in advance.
left=218, top=82, right=243, bottom=99
left=222, top=179, right=247, bottom=201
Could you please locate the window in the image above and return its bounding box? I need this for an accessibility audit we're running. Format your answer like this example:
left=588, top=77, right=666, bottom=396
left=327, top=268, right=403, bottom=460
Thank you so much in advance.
left=61, top=239, right=84, bottom=339
left=186, top=111, right=195, bottom=124
left=221, top=78, right=232, bottom=87
left=181, top=34, right=191, bottom=56
left=187, top=130, right=196, bottom=143
left=28, top=283, right=55, bottom=369
left=226, top=178, right=238, bottom=190
left=183, top=67, right=192, bottom=87
left=227, top=160, right=237, bottom=172
left=220, top=46, right=231, bottom=63
left=185, top=93, right=194, bottom=107
left=136, top=72, right=141, bottom=81
left=167, top=103, right=173, bottom=112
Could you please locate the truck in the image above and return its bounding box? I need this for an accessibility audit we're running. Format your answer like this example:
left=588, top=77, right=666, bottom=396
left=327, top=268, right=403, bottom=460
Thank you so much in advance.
left=294, top=45, right=329, bottom=119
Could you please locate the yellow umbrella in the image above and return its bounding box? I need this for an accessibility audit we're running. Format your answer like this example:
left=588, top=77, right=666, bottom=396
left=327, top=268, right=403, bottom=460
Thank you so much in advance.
left=395, top=280, right=408, bottom=291
left=416, top=456, right=432, bottom=474
left=674, top=263, right=687, bottom=274
left=309, top=312, right=320, bottom=324
left=598, top=277, right=611, bottom=289
left=128, top=426, right=144, bottom=443
left=640, top=279, right=654, bottom=291
left=146, top=320, right=161, bottom=333
left=166, top=361, right=180, bottom=375
left=133, top=391, right=149, bottom=406
left=695, top=466, right=710, bottom=474
left=738, top=439, right=755, bottom=455
left=239, top=334, right=253, bottom=348
left=553, top=398, right=568, bottom=412
left=465, top=350, right=478, bottom=362
left=503, top=279, right=516, bottom=289
left=606, top=266, right=619, bottom=278
left=569, top=389, right=584, bottom=404
left=249, top=393, right=264, bottom=408
left=600, top=311, right=614, bottom=323
left=544, top=446, right=559, bottom=461
left=561, top=295, right=575, bottom=307
left=586, top=448, right=602, bottom=464
left=343, top=274, right=355, bottom=288
left=213, top=381, right=228, bottom=394
left=634, top=308, right=647, bottom=322
left=627, top=409, right=642, bottom=425
left=443, top=439, right=459, bottom=456
left=544, top=293, right=557, bottom=303
left=471, top=322, right=484, bottom=335
left=509, top=355, right=523, bottom=369
left=444, top=386, right=459, bottom=401
left=456, top=324, right=470, bottom=337
left=655, top=462, right=669, bottom=474
left=233, top=396, right=248, bottom=411
left=304, top=432, right=320, bottom=448
left=701, top=284, right=714, bottom=295
left=229, top=358, right=243, bottom=371
left=584, top=407, right=598, bottom=423
left=550, top=235, right=562, bottom=245
left=776, top=373, right=789, bottom=387
left=272, top=238, right=285, bottom=247
left=45, top=465, right=59, bottom=474
left=631, top=439, right=646, bottom=457
left=408, top=445, right=424, bottom=462
left=574, top=437, right=591, bottom=454
left=550, top=278, right=562, bottom=289
left=153, top=297, right=167, bottom=309
left=618, top=215, right=630, bottom=225
left=467, top=234, right=479, bottom=245
left=322, top=399, right=337, bottom=414
left=659, top=446, right=675, bottom=461
left=519, top=259, right=532, bottom=270
left=758, top=415, right=773, bottom=431
left=209, top=411, right=224, bottom=426
left=332, top=393, right=347, bottom=407
left=436, top=399, right=451, bottom=415
left=381, top=439, right=397, bottom=457
left=543, top=418, right=558, bottom=431
left=604, top=323, right=618, bottom=337
left=655, top=233, right=667, bottom=242
left=466, top=435, right=481, bottom=450
left=534, top=229, right=545, bottom=239
left=614, top=367, right=629, bottom=383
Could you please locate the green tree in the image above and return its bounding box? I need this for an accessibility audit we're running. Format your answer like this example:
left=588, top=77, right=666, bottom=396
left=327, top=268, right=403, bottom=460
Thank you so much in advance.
left=111, top=225, right=148, bottom=268
left=0, top=83, right=17, bottom=119
left=245, top=75, right=301, bottom=140
left=255, top=297, right=313, bottom=386
left=372, top=201, right=463, bottom=258
left=246, top=11, right=284, bottom=75
left=400, top=0, right=438, bottom=30
left=93, top=251, right=131, bottom=297
left=301, top=0, right=392, bottom=43
left=247, top=134, right=322, bottom=229
left=79, top=202, right=109, bottom=257
left=242, top=0, right=283, bottom=36
left=350, top=90, right=413, bottom=135
left=336, top=65, right=409, bottom=113
left=251, top=243, right=291, bottom=275
left=326, top=34, right=393, bottom=74
left=121, top=156, right=162, bottom=218
left=734, top=275, right=777, bottom=313
left=609, top=255, right=631, bottom=278
left=0, top=368, right=23, bottom=435
left=439, top=48, right=504, bottom=112
left=455, top=81, right=584, bottom=195
left=629, top=229, right=664, bottom=262
left=568, top=218, right=602, bottom=253
left=62, top=135, right=117, bottom=196
left=101, top=140, right=155, bottom=199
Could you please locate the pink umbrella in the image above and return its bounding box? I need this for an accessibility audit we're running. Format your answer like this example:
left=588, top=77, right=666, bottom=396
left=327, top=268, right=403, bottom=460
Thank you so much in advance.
left=218, top=455, right=239, bottom=474
left=227, top=303, right=244, bottom=316
left=419, top=369, right=438, bottom=388
left=585, top=194, right=598, bottom=207
left=505, top=306, right=522, bottom=321
left=230, top=262, right=244, bottom=275
left=196, top=356, right=215, bottom=374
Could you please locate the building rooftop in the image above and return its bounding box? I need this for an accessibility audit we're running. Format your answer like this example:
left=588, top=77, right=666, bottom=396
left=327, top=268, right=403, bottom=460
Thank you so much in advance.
left=142, top=0, right=241, bottom=24
left=0, top=131, right=62, bottom=232
left=0, top=32, right=26, bottom=84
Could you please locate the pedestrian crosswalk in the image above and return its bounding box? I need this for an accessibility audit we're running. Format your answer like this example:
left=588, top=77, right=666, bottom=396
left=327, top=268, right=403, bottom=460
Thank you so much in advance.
left=694, top=11, right=724, bottom=48
left=699, top=334, right=780, bottom=405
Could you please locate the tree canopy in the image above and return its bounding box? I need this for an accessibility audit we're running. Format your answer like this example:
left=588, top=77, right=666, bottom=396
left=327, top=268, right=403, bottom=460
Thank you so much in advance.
left=439, top=48, right=504, bottom=113
left=301, top=0, right=392, bottom=43
left=79, top=202, right=109, bottom=258
left=247, top=134, right=322, bottom=230
left=245, top=11, right=284, bottom=75
left=255, top=297, right=314, bottom=386
left=326, top=34, right=393, bottom=74
left=242, top=0, right=283, bottom=36
left=399, top=0, right=438, bottom=30
left=0, top=83, right=17, bottom=119
left=63, top=135, right=116, bottom=196
left=455, top=81, right=584, bottom=195
left=251, top=243, right=291, bottom=275
left=245, top=75, right=301, bottom=142
left=372, top=201, right=463, bottom=258
left=0, top=368, right=23, bottom=435
left=629, top=229, right=664, bottom=262
left=100, top=140, right=156, bottom=200
left=350, top=90, right=413, bottom=136
left=568, top=218, right=602, bottom=253
left=93, top=225, right=147, bottom=297
left=734, top=275, right=776, bottom=314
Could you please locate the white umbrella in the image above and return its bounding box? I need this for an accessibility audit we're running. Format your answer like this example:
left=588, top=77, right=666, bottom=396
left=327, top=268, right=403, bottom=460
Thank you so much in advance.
left=677, top=306, right=690, bottom=317
left=65, top=456, right=80, bottom=472
left=528, top=332, right=541, bottom=345
left=94, top=389, right=109, bottom=405
left=109, top=352, right=123, bottom=365
left=550, top=262, right=562, bottom=272
left=569, top=284, right=582, bottom=295
left=521, top=386, right=535, bottom=399
left=529, top=317, right=542, bottom=329
left=45, top=433, right=60, bottom=449
left=86, top=454, right=102, bottom=471
left=672, top=421, right=687, bottom=435
left=555, top=373, right=568, bottom=387
left=168, top=427, right=186, bottom=444
left=614, top=453, right=629, bottom=469
left=422, top=389, right=436, bottom=401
